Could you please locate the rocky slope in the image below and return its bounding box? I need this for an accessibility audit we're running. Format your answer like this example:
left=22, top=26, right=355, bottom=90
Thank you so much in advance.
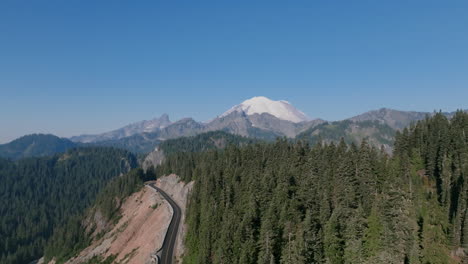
left=64, top=186, right=171, bottom=264
left=62, top=174, right=193, bottom=264
left=91, top=112, right=325, bottom=153
left=70, top=97, right=322, bottom=146
left=71, top=114, right=171, bottom=143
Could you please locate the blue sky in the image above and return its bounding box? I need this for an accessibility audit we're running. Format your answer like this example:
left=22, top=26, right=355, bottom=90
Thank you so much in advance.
left=1, top=1, right=467, bottom=143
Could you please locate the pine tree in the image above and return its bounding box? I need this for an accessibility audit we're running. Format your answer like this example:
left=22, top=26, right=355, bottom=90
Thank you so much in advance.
left=324, top=212, right=345, bottom=264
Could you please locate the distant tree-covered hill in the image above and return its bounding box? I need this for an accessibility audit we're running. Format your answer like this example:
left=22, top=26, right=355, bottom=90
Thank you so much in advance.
left=348, top=108, right=429, bottom=130
left=0, top=147, right=137, bottom=264
left=91, top=132, right=163, bottom=154
left=159, top=130, right=257, bottom=156
left=296, top=120, right=396, bottom=152
left=142, top=131, right=258, bottom=170
left=0, top=134, right=77, bottom=160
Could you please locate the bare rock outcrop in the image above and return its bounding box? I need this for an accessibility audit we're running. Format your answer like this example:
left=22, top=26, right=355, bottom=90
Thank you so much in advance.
left=63, top=174, right=193, bottom=264
left=66, top=186, right=171, bottom=264
left=142, top=148, right=165, bottom=171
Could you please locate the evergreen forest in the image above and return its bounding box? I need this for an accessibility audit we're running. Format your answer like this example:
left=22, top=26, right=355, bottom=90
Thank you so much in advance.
left=0, top=147, right=137, bottom=264
left=156, top=111, right=468, bottom=264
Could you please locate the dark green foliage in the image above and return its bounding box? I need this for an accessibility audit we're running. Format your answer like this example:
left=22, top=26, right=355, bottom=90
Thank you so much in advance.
left=395, top=111, right=468, bottom=259
left=159, top=131, right=256, bottom=156
left=158, top=140, right=388, bottom=263
left=44, top=168, right=154, bottom=263
left=2, top=111, right=467, bottom=264
left=0, top=134, right=77, bottom=160
left=94, top=168, right=154, bottom=221
left=296, top=120, right=395, bottom=150
left=0, top=147, right=137, bottom=264
left=156, top=111, right=468, bottom=263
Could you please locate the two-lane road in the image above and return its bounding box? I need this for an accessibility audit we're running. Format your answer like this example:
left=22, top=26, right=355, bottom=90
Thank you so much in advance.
left=148, top=183, right=182, bottom=264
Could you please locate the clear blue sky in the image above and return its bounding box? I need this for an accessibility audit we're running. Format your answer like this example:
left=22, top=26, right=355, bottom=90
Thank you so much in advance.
left=1, top=1, right=467, bottom=143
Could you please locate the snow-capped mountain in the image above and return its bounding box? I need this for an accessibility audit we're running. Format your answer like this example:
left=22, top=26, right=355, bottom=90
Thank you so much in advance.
left=220, top=96, right=309, bottom=123
left=64, top=97, right=452, bottom=154
left=71, top=97, right=316, bottom=145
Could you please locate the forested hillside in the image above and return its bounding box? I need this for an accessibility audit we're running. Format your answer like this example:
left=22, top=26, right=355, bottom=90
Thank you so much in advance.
left=142, top=131, right=258, bottom=170
left=159, top=131, right=256, bottom=156
left=0, top=147, right=137, bottom=264
left=92, top=133, right=163, bottom=154
left=157, top=111, right=468, bottom=264
left=44, top=168, right=154, bottom=263
left=296, top=120, right=395, bottom=152
left=0, top=134, right=77, bottom=160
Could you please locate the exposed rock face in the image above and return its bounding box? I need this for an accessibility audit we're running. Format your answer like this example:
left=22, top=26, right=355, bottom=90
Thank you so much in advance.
left=142, top=148, right=166, bottom=171
left=157, top=118, right=204, bottom=140
left=67, top=97, right=467, bottom=153
left=204, top=111, right=323, bottom=139
left=64, top=175, right=193, bottom=264
left=92, top=112, right=324, bottom=153
left=71, top=114, right=171, bottom=143
left=69, top=97, right=323, bottom=149
left=205, top=111, right=254, bottom=137
left=66, top=186, right=171, bottom=264
left=247, top=113, right=325, bottom=138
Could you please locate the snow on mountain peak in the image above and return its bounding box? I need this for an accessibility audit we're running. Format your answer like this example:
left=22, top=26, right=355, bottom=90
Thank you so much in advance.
left=220, top=96, right=309, bottom=123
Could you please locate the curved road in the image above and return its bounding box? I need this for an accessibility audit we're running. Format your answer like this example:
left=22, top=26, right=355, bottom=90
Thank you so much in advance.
left=148, top=183, right=182, bottom=264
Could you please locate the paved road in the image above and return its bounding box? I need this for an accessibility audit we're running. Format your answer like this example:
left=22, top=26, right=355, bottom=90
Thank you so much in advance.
left=148, top=183, right=182, bottom=264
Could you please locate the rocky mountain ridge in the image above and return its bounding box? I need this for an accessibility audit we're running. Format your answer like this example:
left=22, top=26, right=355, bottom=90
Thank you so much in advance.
left=4, top=97, right=465, bottom=156
left=71, top=97, right=458, bottom=146
left=70, top=114, right=171, bottom=143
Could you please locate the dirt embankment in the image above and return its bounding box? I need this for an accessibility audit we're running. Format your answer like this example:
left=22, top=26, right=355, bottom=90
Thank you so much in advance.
left=64, top=174, right=193, bottom=264
left=156, top=174, right=194, bottom=263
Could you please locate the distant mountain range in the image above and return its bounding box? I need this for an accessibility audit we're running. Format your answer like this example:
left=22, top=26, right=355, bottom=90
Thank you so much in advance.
left=70, top=114, right=171, bottom=143
left=2, top=97, right=465, bottom=158
left=70, top=97, right=451, bottom=145
left=71, top=96, right=461, bottom=153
